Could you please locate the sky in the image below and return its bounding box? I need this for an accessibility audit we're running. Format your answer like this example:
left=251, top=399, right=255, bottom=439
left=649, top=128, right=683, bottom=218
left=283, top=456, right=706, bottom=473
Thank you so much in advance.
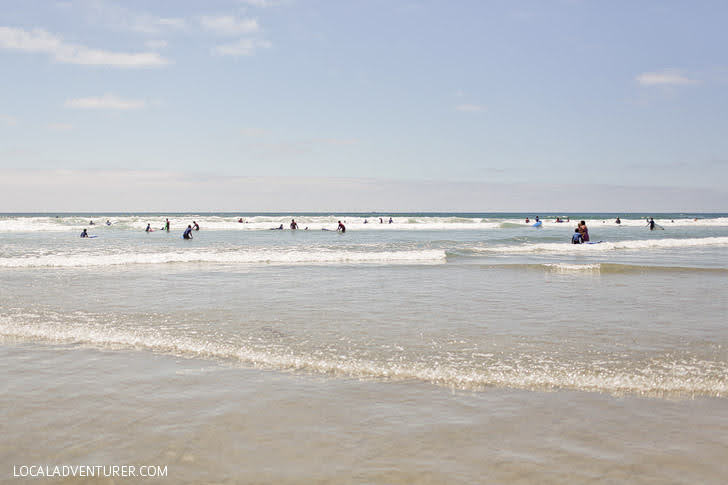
left=0, top=0, right=726, bottom=211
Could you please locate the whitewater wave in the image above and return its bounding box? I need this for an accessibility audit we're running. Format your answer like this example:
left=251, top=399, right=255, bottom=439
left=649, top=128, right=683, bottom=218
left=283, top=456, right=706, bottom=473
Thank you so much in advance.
left=472, top=237, right=728, bottom=254
left=1, top=316, right=725, bottom=398
left=488, top=263, right=728, bottom=274
left=0, top=249, right=447, bottom=268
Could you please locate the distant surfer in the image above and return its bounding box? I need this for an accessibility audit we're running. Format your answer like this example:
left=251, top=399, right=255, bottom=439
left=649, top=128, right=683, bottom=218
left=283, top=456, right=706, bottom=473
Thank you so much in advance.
left=164, top=218, right=170, bottom=232
left=290, top=219, right=298, bottom=230
left=578, top=220, right=590, bottom=242
left=615, top=216, right=621, bottom=224
left=238, top=218, right=244, bottom=223
left=379, top=217, right=383, bottom=224
left=525, top=217, right=530, bottom=223
left=535, top=216, right=540, bottom=223
left=80, top=228, right=89, bottom=238
left=364, top=219, right=368, bottom=224
left=105, top=220, right=111, bottom=226
left=183, top=225, right=193, bottom=239
left=193, top=221, right=200, bottom=231
left=647, top=218, right=656, bottom=231
left=388, top=217, right=393, bottom=224
left=145, top=223, right=152, bottom=233
left=571, top=228, right=583, bottom=244
left=270, top=224, right=283, bottom=230
left=337, top=221, right=346, bottom=233
left=89, top=220, right=94, bottom=225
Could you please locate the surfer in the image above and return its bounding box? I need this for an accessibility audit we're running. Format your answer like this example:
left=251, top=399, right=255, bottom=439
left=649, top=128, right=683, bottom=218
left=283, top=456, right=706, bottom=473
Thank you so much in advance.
left=145, top=223, right=152, bottom=233
left=364, top=219, right=368, bottom=224
left=578, top=221, right=590, bottom=242
left=193, top=221, right=200, bottom=231
left=379, top=218, right=383, bottom=224
left=270, top=224, right=284, bottom=230
left=337, top=221, right=346, bottom=233
left=571, top=228, right=583, bottom=244
left=183, top=225, right=193, bottom=240
left=535, top=216, right=540, bottom=223
left=238, top=218, right=244, bottom=223
left=525, top=217, right=530, bottom=223
left=389, top=217, right=393, bottom=224
left=615, top=216, right=621, bottom=224
left=164, top=218, right=170, bottom=232
left=106, top=220, right=111, bottom=226
left=80, top=228, right=89, bottom=238
left=290, top=219, right=298, bottom=230
left=89, top=220, right=95, bottom=225
left=647, top=218, right=656, bottom=230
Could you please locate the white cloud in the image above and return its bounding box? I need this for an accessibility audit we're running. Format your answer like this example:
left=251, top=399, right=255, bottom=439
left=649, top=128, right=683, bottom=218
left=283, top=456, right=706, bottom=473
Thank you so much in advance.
left=0, top=114, right=18, bottom=126
left=636, top=69, right=698, bottom=86
left=145, top=39, right=168, bottom=49
left=65, top=94, right=145, bottom=110
left=456, top=104, right=485, bottom=112
left=48, top=122, right=73, bottom=131
left=0, top=26, right=170, bottom=67
left=214, top=38, right=271, bottom=56
left=201, top=16, right=260, bottom=36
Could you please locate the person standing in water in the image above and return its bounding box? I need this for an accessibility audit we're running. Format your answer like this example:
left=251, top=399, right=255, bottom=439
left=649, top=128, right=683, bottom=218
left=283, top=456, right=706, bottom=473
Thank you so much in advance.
left=192, top=221, right=200, bottom=231
left=183, top=225, right=193, bottom=239
left=578, top=220, right=590, bottom=242
left=164, top=218, right=170, bottom=232
left=647, top=218, right=656, bottom=230
left=145, top=223, right=152, bottom=233
left=80, top=228, right=89, bottom=238
left=290, top=219, right=298, bottom=230
left=337, top=221, right=346, bottom=233
left=615, top=216, right=621, bottom=224
left=571, top=228, right=583, bottom=244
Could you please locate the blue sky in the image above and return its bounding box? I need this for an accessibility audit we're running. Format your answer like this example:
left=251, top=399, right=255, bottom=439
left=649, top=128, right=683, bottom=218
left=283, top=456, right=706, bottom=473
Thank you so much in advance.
left=1, top=0, right=726, bottom=210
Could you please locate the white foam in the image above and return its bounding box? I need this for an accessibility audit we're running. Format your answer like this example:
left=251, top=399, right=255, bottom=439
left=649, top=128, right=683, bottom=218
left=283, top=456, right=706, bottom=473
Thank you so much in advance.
left=1, top=316, right=725, bottom=398
left=0, top=249, right=447, bottom=268
left=476, top=237, right=728, bottom=254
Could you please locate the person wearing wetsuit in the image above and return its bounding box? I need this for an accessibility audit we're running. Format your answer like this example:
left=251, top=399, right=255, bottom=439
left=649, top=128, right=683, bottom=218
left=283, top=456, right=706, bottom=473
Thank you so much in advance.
left=648, top=218, right=656, bottom=230
left=571, top=228, right=583, bottom=244
left=388, top=218, right=393, bottom=224
left=193, top=221, right=200, bottom=231
left=337, top=221, right=346, bottom=233
left=165, top=219, right=170, bottom=231
left=80, top=229, right=89, bottom=238
left=183, top=225, right=193, bottom=239
left=290, top=219, right=298, bottom=230
left=145, top=223, right=152, bottom=232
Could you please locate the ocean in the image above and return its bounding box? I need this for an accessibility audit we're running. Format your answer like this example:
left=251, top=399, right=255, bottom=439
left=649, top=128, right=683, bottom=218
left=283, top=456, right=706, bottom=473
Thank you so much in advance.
left=2, top=212, right=727, bottom=483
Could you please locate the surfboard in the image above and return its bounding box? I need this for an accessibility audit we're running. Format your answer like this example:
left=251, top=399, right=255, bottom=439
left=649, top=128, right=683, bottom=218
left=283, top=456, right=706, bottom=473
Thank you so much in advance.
left=533, top=221, right=542, bottom=227
left=586, top=240, right=603, bottom=244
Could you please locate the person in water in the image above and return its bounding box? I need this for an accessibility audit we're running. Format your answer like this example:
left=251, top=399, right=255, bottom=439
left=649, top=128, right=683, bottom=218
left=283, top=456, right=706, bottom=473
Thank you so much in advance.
left=106, top=220, right=111, bottom=226
left=525, top=217, right=530, bottom=223
left=571, top=228, right=583, bottom=244
left=145, top=223, right=152, bottom=233
left=164, top=218, right=170, bottom=231
left=89, top=220, right=94, bottom=225
left=388, top=217, right=393, bottom=224
left=183, top=225, right=193, bottom=239
left=615, top=216, right=621, bottom=224
left=193, top=221, right=200, bottom=231
left=80, top=228, right=89, bottom=238
left=379, top=217, right=383, bottom=224
left=337, top=221, right=346, bottom=233
left=290, top=219, right=298, bottom=230
left=647, top=218, right=656, bottom=230
left=238, top=218, right=244, bottom=223
left=363, top=219, right=368, bottom=224
left=578, top=220, right=590, bottom=242
left=270, top=224, right=284, bottom=230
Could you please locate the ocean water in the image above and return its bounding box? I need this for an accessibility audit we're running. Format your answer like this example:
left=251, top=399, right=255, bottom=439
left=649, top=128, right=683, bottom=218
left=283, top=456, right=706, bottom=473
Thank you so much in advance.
left=2, top=213, right=727, bottom=483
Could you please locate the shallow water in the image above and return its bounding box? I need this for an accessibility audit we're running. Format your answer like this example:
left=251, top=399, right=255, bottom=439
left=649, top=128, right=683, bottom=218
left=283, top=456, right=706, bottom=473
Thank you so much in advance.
left=1, top=213, right=727, bottom=482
